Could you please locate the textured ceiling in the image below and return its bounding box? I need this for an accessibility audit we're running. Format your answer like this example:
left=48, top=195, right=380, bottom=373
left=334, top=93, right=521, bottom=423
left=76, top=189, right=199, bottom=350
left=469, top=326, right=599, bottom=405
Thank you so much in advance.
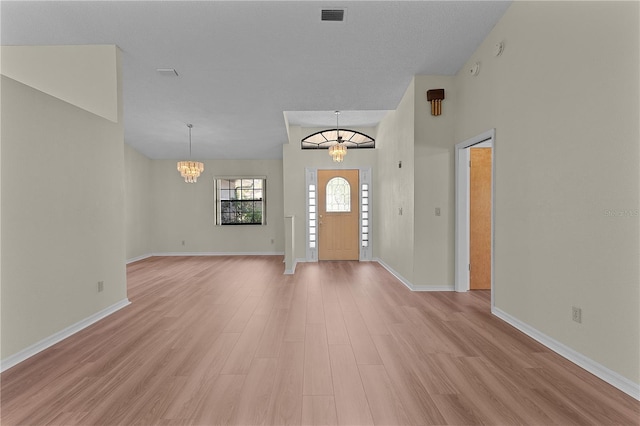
left=1, top=1, right=511, bottom=159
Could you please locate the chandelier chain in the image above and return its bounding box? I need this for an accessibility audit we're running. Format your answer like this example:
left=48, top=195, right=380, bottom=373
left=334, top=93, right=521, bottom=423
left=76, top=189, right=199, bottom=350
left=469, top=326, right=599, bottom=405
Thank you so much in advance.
left=187, top=123, right=193, bottom=158
left=328, top=111, right=347, bottom=162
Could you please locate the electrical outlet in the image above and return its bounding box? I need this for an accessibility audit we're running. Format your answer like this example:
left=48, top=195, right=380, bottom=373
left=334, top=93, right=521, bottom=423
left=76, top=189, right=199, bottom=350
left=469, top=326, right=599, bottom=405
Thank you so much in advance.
left=572, top=306, right=582, bottom=323
left=270, top=238, right=275, bottom=244
left=435, top=207, right=441, bottom=216
left=182, top=240, right=185, bottom=246
left=398, top=207, right=403, bottom=216
left=98, top=281, right=104, bottom=293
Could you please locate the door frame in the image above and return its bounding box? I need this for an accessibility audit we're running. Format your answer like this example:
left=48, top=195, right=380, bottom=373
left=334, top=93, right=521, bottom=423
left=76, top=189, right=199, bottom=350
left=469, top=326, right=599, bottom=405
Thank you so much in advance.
left=454, top=130, right=496, bottom=303
left=305, top=167, right=372, bottom=262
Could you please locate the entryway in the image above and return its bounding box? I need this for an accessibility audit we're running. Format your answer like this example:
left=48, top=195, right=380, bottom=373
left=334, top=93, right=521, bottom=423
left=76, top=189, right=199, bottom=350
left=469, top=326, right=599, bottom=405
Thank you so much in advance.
left=305, top=167, right=372, bottom=262
left=317, top=169, right=359, bottom=260
left=455, top=130, right=495, bottom=297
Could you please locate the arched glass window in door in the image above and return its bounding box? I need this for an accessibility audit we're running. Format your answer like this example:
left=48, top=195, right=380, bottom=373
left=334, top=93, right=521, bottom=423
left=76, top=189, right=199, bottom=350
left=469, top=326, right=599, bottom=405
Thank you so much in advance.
left=326, top=177, right=351, bottom=212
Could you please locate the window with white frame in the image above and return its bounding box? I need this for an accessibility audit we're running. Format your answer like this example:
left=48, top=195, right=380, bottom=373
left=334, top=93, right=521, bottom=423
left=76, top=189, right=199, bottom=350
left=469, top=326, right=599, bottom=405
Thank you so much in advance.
left=308, top=183, right=317, bottom=249
left=215, top=178, right=266, bottom=225
left=361, top=183, right=369, bottom=247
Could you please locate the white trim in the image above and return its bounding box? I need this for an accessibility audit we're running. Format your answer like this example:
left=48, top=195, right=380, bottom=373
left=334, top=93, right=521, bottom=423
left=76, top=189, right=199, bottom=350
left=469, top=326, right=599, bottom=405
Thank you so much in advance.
left=213, top=176, right=268, bottom=226
left=284, top=258, right=307, bottom=275
left=305, top=168, right=318, bottom=262
left=375, top=258, right=412, bottom=290
left=493, top=307, right=640, bottom=401
left=375, top=258, right=454, bottom=292
left=126, top=253, right=152, bottom=264
left=359, top=167, right=373, bottom=261
left=454, top=145, right=470, bottom=292
left=284, top=260, right=297, bottom=275
left=284, top=215, right=296, bottom=274
left=151, top=251, right=284, bottom=257
left=473, top=141, right=492, bottom=148
left=0, top=298, right=131, bottom=373
left=454, top=129, right=496, bottom=307
left=411, top=284, right=455, bottom=292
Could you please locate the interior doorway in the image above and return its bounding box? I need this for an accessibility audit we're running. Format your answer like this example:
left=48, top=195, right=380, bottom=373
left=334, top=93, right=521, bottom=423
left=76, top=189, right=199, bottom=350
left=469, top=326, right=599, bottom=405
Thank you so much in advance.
left=455, top=130, right=495, bottom=300
left=317, top=169, right=359, bottom=260
left=469, top=147, right=492, bottom=289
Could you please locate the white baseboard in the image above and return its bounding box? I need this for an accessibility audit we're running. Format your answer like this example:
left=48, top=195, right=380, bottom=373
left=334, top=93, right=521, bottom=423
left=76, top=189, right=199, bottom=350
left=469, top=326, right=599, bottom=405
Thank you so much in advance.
left=493, top=307, right=640, bottom=401
left=284, top=259, right=297, bottom=275
left=126, top=253, right=152, bottom=264
left=375, top=258, right=454, bottom=292
left=151, top=251, right=285, bottom=257
left=285, top=258, right=310, bottom=274
left=411, top=284, right=456, bottom=291
left=1, top=298, right=131, bottom=373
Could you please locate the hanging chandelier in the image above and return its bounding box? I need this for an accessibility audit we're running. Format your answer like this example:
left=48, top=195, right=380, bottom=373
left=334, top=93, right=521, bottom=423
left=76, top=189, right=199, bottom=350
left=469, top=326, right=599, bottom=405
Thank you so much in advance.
left=177, top=124, right=204, bottom=183
left=328, top=111, right=347, bottom=163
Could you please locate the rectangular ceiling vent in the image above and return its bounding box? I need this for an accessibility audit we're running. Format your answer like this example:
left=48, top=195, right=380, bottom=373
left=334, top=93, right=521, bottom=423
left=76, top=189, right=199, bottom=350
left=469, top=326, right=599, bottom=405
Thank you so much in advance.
left=156, top=68, right=178, bottom=77
left=321, top=9, right=345, bottom=22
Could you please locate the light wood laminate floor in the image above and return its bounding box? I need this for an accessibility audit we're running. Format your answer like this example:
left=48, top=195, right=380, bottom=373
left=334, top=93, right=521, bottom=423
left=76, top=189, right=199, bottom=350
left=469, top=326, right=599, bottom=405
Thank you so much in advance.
left=2, top=256, right=638, bottom=425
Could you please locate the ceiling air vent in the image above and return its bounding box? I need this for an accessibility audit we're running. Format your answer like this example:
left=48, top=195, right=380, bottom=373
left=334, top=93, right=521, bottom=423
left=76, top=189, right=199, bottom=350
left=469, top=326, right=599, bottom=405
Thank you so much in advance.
left=321, top=9, right=345, bottom=22
left=156, top=68, right=179, bottom=77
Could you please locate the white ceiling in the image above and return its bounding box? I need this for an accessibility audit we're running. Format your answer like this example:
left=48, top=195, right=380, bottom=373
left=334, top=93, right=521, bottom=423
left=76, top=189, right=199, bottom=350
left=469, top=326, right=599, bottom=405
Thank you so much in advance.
left=1, top=1, right=511, bottom=159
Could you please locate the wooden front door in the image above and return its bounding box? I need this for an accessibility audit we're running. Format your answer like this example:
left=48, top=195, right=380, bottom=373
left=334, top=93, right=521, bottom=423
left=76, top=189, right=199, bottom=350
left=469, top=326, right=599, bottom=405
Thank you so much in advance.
left=470, top=148, right=492, bottom=290
left=318, top=169, right=359, bottom=260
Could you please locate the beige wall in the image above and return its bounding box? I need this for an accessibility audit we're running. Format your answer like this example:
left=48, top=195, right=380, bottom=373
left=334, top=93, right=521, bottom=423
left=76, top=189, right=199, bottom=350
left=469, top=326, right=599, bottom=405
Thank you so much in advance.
left=375, top=75, right=457, bottom=290
left=1, top=45, right=119, bottom=123
left=413, top=75, right=456, bottom=288
left=375, top=79, right=415, bottom=281
left=455, top=1, right=639, bottom=383
left=149, top=159, right=284, bottom=254
left=1, top=46, right=126, bottom=359
left=124, top=144, right=153, bottom=260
